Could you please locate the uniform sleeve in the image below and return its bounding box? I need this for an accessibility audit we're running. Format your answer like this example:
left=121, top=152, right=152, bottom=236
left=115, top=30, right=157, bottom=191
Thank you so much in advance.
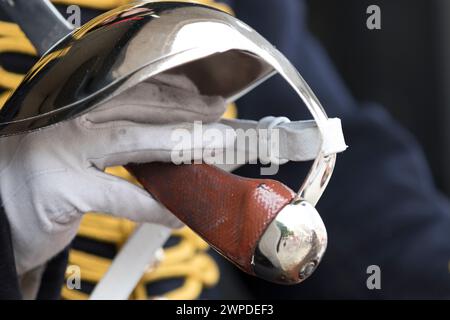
left=231, top=0, right=450, bottom=298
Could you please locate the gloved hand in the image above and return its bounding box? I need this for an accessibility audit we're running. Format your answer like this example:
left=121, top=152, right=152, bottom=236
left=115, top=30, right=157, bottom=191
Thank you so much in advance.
left=0, top=74, right=234, bottom=276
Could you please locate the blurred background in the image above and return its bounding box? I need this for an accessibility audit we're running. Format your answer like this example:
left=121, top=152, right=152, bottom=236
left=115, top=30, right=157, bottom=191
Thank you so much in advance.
left=308, top=0, right=450, bottom=195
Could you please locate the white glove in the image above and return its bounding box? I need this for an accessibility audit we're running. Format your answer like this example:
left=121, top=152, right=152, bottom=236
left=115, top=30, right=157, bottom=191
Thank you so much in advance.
left=0, top=74, right=234, bottom=276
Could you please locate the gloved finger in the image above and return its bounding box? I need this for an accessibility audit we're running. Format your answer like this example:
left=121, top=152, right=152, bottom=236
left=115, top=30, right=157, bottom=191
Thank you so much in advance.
left=81, top=118, right=236, bottom=170
left=84, top=168, right=184, bottom=229
left=84, top=76, right=227, bottom=125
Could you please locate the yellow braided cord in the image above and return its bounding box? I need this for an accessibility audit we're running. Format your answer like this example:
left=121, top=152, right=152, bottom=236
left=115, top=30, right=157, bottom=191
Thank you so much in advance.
left=0, top=0, right=234, bottom=300
left=0, top=91, right=12, bottom=107
left=52, top=0, right=234, bottom=14
left=52, top=0, right=130, bottom=10
left=0, top=22, right=35, bottom=90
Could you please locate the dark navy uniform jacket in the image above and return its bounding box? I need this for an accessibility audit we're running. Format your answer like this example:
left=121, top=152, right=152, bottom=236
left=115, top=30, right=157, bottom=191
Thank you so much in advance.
left=228, top=0, right=450, bottom=299
left=0, top=0, right=449, bottom=299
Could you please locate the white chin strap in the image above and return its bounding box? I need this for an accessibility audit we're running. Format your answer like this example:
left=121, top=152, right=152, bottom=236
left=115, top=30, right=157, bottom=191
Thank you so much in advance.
left=217, top=116, right=347, bottom=172
left=221, top=117, right=347, bottom=162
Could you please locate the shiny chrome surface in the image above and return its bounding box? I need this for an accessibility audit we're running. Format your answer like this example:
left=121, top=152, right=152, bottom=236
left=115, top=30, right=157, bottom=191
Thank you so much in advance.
left=253, top=200, right=327, bottom=284
left=0, top=0, right=334, bottom=205
left=0, top=2, right=275, bottom=136
left=0, top=1, right=338, bottom=282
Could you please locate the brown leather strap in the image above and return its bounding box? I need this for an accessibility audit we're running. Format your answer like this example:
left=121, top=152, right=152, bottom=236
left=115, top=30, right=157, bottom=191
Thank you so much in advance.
left=125, top=163, right=295, bottom=274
